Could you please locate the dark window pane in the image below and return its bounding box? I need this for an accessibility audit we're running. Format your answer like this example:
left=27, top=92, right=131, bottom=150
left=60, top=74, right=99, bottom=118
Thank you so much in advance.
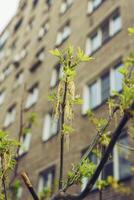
left=101, top=73, right=110, bottom=102
left=102, top=21, right=109, bottom=43
left=118, top=132, right=131, bottom=179
left=103, top=162, right=113, bottom=179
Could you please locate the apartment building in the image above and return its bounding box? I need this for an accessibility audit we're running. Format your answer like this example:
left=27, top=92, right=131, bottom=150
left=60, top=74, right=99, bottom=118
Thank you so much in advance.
left=0, top=0, right=134, bottom=199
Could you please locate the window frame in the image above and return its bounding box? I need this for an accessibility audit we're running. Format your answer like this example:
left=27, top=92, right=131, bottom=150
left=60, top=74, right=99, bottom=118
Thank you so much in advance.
left=42, top=113, right=59, bottom=142
left=25, top=84, right=39, bottom=109
left=38, top=166, right=55, bottom=194
left=4, top=105, right=16, bottom=128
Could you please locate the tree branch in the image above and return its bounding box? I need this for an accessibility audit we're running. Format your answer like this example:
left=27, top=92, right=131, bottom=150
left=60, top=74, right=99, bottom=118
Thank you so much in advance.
left=63, top=106, right=118, bottom=191
left=59, top=79, right=68, bottom=190
left=21, top=172, right=39, bottom=200
left=52, top=103, right=134, bottom=200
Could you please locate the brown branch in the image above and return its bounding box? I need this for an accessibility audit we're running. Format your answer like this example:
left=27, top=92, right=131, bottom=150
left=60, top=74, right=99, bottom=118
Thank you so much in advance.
left=76, top=105, right=134, bottom=199
left=63, top=106, right=118, bottom=191
left=59, top=79, right=68, bottom=190
left=51, top=103, right=134, bottom=200
left=21, top=172, right=39, bottom=200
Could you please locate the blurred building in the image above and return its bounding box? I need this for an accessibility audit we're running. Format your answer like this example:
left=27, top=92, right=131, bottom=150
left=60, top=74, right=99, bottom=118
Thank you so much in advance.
left=0, top=0, right=134, bottom=199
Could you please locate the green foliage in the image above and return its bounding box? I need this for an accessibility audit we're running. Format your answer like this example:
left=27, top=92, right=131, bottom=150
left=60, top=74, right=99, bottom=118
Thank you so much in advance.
left=0, top=130, right=19, bottom=196
left=39, top=186, right=51, bottom=200
left=128, top=27, right=134, bottom=35
left=79, top=159, right=96, bottom=178
left=100, top=133, right=111, bottom=147
left=28, top=112, right=37, bottom=124
left=63, top=124, right=74, bottom=135
left=11, top=179, right=21, bottom=198
left=96, top=179, right=108, bottom=190
left=50, top=45, right=93, bottom=138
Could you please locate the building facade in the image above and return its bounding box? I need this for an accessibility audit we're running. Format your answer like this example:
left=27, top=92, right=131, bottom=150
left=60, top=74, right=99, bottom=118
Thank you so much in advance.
left=0, top=0, right=134, bottom=199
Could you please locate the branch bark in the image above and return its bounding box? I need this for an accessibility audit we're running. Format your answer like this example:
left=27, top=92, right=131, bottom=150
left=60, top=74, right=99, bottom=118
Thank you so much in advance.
left=59, top=80, right=68, bottom=190
left=51, top=103, right=134, bottom=200
left=21, top=172, right=39, bottom=200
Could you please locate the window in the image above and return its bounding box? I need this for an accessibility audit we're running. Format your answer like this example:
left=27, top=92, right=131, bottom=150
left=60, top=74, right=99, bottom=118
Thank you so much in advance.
left=87, top=0, right=102, bottom=14
left=19, top=132, right=31, bottom=156
left=3, top=64, right=13, bottom=79
left=114, top=131, right=131, bottom=180
left=86, top=31, right=102, bottom=55
left=111, top=62, right=123, bottom=92
left=25, top=84, right=39, bottom=109
left=30, top=49, right=45, bottom=72
left=0, top=90, right=5, bottom=105
left=14, top=70, right=24, bottom=89
left=103, top=151, right=114, bottom=179
left=38, top=21, right=49, bottom=41
left=101, top=72, right=110, bottom=102
left=38, top=166, right=55, bottom=194
left=86, top=10, right=121, bottom=55
left=110, top=11, right=122, bottom=36
left=33, top=0, right=39, bottom=8
left=56, top=22, right=71, bottom=47
left=82, top=60, right=123, bottom=114
left=11, top=38, right=18, bottom=50
left=16, top=187, right=23, bottom=199
left=60, top=0, right=73, bottom=14
left=82, top=81, right=101, bottom=114
left=101, top=20, right=110, bottom=43
left=4, top=105, right=16, bottom=128
left=14, top=18, right=23, bottom=32
left=30, top=61, right=42, bottom=72
left=13, top=48, right=27, bottom=68
left=50, top=63, right=62, bottom=88
left=89, top=81, right=101, bottom=109
left=103, top=131, right=131, bottom=181
left=36, top=47, right=45, bottom=62
left=42, top=114, right=59, bottom=141
left=0, top=31, right=9, bottom=51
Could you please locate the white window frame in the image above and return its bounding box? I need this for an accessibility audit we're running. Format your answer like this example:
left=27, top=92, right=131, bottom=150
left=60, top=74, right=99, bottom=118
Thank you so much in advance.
left=50, top=69, right=58, bottom=88
left=82, top=80, right=101, bottom=114
left=38, top=170, right=53, bottom=194
left=109, top=12, right=122, bottom=37
left=110, top=63, right=123, bottom=94
left=89, top=79, right=101, bottom=109
left=3, top=64, right=13, bottom=79
left=62, top=24, right=71, bottom=41
left=87, top=0, right=102, bottom=14
left=55, top=32, right=62, bottom=46
left=38, top=21, right=49, bottom=40
left=25, top=85, right=39, bottom=109
left=4, top=106, right=16, bottom=128
left=56, top=23, right=71, bottom=46
left=42, top=114, right=59, bottom=142
left=90, top=30, right=102, bottom=53
left=16, top=187, right=23, bottom=199
left=19, top=132, right=31, bottom=156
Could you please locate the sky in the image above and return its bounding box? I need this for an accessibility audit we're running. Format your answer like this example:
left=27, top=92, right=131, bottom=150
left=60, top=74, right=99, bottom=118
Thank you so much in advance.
left=0, top=0, right=19, bottom=33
